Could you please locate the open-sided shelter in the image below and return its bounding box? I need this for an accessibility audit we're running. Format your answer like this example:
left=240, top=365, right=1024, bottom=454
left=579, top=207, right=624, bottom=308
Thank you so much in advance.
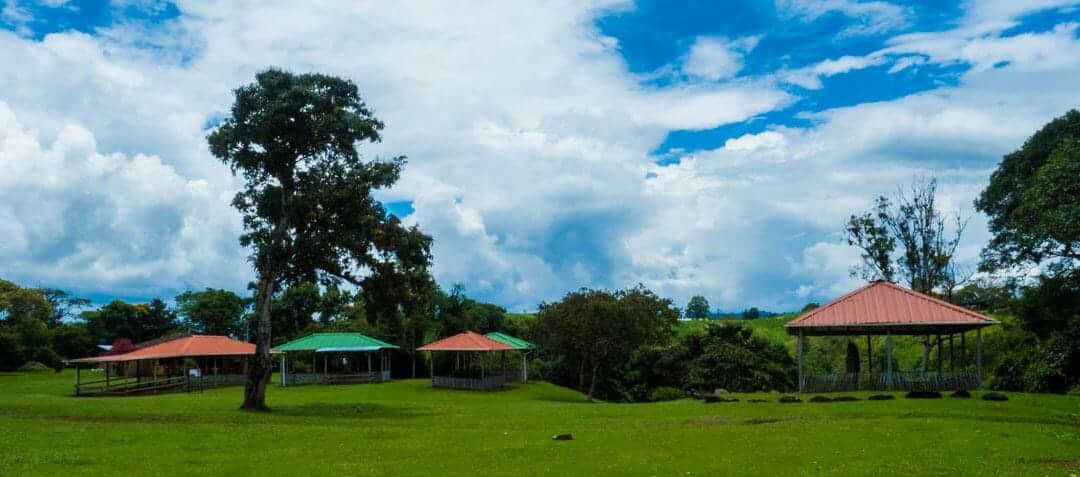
left=275, top=332, right=399, bottom=386
left=785, top=281, right=998, bottom=392
left=418, top=331, right=514, bottom=390
left=484, top=332, right=535, bottom=382
left=68, top=334, right=264, bottom=396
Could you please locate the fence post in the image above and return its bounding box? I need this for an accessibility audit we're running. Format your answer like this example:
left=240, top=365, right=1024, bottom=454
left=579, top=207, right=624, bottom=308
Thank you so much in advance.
left=797, top=330, right=804, bottom=393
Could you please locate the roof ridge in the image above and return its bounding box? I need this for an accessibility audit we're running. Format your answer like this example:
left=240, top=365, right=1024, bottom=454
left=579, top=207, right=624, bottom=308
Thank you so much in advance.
left=879, top=281, right=995, bottom=322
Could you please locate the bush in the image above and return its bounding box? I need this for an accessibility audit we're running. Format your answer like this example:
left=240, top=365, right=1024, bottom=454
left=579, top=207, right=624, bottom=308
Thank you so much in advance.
left=950, top=389, right=971, bottom=398
left=648, top=387, right=685, bottom=402
left=809, top=396, right=833, bottom=403
left=905, top=391, right=942, bottom=399
left=982, top=392, right=1008, bottom=401
left=17, top=361, right=52, bottom=372
left=867, top=394, right=895, bottom=400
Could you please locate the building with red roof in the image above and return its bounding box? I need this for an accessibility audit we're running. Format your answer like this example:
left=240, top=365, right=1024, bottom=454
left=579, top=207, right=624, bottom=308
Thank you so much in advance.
left=418, top=331, right=520, bottom=390
left=785, top=281, right=998, bottom=393
left=69, top=334, right=269, bottom=396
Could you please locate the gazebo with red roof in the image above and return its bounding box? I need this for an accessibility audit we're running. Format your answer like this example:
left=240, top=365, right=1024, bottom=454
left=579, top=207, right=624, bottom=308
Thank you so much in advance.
left=418, top=331, right=514, bottom=390
left=785, top=281, right=998, bottom=393
left=68, top=334, right=267, bottom=396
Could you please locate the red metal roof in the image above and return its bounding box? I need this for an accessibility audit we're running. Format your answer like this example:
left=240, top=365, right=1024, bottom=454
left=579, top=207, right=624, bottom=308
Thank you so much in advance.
left=417, top=331, right=514, bottom=352
left=786, top=281, right=997, bottom=331
left=72, top=335, right=266, bottom=363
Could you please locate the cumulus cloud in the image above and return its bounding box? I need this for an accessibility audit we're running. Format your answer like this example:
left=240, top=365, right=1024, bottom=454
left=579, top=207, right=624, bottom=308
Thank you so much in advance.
left=682, top=36, right=760, bottom=81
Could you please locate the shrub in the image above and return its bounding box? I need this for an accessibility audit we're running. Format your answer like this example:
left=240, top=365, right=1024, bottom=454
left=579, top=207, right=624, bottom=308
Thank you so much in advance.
left=982, top=392, right=1008, bottom=401
left=905, top=391, right=942, bottom=399
left=779, top=395, right=801, bottom=403
left=648, top=387, right=685, bottom=402
left=950, top=389, right=971, bottom=398
left=17, top=361, right=52, bottom=372
left=809, top=396, right=833, bottom=403
left=867, top=394, right=895, bottom=400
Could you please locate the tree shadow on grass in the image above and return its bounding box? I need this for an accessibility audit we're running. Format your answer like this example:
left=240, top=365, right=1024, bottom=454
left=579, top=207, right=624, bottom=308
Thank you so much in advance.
left=272, top=401, right=433, bottom=420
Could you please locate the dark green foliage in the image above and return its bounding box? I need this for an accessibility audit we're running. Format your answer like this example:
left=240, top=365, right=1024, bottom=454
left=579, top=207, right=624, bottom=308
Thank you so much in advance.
left=951, top=279, right=1017, bottom=313
left=982, top=392, right=1008, bottom=401
left=648, top=387, right=685, bottom=402
left=51, top=324, right=96, bottom=361
left=951, top=389, right=971, bottom=398
left=809, top=395, right=833, bottom=402
left=976, top=109, right=1080, bottom=272
left=435, top=285, right=506, bottom=336
left=743, top=307, right=760, bottom=320
left=779, top=395, right=801, bottom=403
left=81, top=299, right=179, bottom=344
left=685, top=295, right=710, bottom=320
left=681, top=323, right=794, bottom=393
left=532, top=286, right=678, bottom=401
left=868, top=394, right=894, bottom=400
left=176, top=288, right=247, bottom=337
left=800, top=303, right=820, bottom=313
left=905, top=391, right=942, bottom=399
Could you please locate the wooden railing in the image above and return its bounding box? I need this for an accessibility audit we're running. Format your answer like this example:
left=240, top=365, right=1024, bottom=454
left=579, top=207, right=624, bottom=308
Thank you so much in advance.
left=283, top=372, right=391, bottom=386
left=431, top=374, right=506, bottom=390
left=800, top=372, right=981, bottom=393
left=75, top=374, right=247, bottom=396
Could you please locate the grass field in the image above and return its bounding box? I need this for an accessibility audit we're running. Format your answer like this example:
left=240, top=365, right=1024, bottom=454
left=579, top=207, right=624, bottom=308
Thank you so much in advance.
left=1, top=371, right=1078, bottom=476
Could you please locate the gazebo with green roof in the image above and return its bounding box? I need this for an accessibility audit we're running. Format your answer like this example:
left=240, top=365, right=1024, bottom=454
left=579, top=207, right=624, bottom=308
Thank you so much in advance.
left=485, top=332, right=535, bottom=383
left=276, top=333, right=399, bottom=386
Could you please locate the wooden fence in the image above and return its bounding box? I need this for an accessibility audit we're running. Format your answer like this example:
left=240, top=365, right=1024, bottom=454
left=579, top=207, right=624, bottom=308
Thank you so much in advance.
left=800, top=371, right=981, bottom=393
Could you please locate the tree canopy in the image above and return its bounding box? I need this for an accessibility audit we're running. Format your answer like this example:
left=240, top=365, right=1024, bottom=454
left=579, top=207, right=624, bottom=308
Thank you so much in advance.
left=976, top=109, right=1080, bottom=273
left=176, top=288, right=247, bottom=337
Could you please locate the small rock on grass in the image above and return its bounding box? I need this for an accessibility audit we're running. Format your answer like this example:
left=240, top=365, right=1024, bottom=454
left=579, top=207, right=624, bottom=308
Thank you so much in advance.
left=779, top=395, right=801, bottom=403
left=950, top=389, right=971, bottom=398
left=552, top=433, right=573, bottom=441
left=867, top=394, right=895, bottom=400
left=982, top=392, right=1008, bottom=401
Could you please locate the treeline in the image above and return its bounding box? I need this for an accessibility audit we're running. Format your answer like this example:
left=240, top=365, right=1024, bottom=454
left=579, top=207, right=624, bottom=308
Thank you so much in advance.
left=0, top=279, right=522, bottom=376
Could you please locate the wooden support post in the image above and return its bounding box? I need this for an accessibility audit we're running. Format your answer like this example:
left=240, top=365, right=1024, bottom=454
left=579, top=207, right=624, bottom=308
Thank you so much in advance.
left=75, top=364, right=81, bottom=396
left=961, top=332, right=966, bottom=368
left=280, top=353, right=287, bottom=387
left=886, top=331, right=893, bottom=391
left=105, top=362, right=110, bottom=390
left=866, top=335, right=872, bottom=374
left=323, top=353, right=328, bottom=376
left=797, top=330, right=804, bottom=393
left=936, top=335, right=944, bottom=374
left=976, top=327, right=983, bottom=390
left=429, top=352, right=434, bottom=383
left=367, top=353, right=372, bottom=373
left=949, top=334, right=955, bottom=372
left=922, top=335, right=930, bottom=372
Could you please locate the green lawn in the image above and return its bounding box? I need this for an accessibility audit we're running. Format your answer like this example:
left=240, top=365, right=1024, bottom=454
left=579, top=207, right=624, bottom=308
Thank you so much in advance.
left=1, top=372, right=1078, bottom=476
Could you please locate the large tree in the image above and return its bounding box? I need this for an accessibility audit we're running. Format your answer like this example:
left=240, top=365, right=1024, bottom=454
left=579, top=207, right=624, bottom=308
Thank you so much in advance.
left=81, top=299, right=178, bottom=344
left=685, top=295, right=709, bottom=320
left=176, top=288, right=247, bottom=337
left=208, top=68, right=430, bottom=410
left=845, top=178, right=968, bottom=296
left=976, top=109, right=1080, bottom=274
left=533, top=286, right=677, bottom=401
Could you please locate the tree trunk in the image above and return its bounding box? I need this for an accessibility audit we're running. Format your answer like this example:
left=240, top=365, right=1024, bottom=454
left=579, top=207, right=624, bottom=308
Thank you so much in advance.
left=578, top=359, right=586, bottom=391
left=241, top=275, right=275, bottom=411
left=586, top=364, right=599, bottom=402
left=410, top=350, right=417, bottom=379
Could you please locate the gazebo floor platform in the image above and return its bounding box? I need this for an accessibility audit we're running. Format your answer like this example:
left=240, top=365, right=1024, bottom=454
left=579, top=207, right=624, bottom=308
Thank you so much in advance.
left=801, top=371, right=980, bottom=393
left=431, top=374, right=506, bottom=390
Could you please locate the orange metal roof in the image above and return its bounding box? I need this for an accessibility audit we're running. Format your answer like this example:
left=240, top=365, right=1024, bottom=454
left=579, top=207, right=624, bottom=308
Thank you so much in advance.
left=786, top=281, right=997, bottom=334
left=71, top=335, right=268, bottom=363
left=417, top=331, right=514, bottom=352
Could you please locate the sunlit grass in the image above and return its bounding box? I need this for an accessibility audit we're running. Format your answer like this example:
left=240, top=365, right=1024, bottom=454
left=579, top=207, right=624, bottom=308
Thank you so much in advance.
left=0, top=371, right=1077, bottom=475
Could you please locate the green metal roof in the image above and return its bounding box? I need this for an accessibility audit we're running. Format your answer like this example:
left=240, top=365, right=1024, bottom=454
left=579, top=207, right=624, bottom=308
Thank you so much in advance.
left=275, top=333, right=399, bottom=352
left=484, top=332, right=535, bottom=350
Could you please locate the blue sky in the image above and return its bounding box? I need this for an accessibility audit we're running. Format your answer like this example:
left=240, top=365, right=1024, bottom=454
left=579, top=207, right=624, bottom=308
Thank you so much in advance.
left=0, top=0, right=1078, bottom=313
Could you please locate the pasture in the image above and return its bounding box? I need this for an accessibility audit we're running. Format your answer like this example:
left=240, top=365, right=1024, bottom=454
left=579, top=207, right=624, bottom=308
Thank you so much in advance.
left=0, top=371, right=1078, bottom=476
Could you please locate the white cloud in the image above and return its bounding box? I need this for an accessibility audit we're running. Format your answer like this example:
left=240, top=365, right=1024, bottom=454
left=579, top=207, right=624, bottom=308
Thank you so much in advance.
left=780, top=54, right=886, bottom=89
left=776, top=0, right=913, bottom=37
left=682, top=36, right=760, bottom=81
